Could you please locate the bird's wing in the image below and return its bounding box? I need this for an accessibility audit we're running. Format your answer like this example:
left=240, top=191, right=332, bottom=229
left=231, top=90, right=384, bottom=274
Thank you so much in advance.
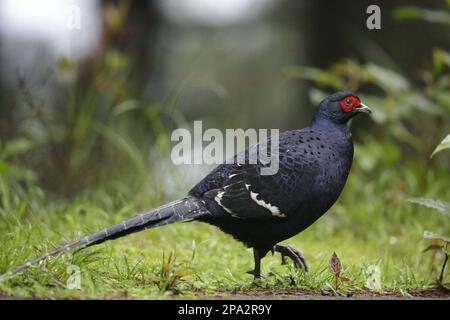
left=190, top=129, right=320, bottom=220
left=202, top=163, right=288, bottom=219
left=201, top=162, right=286, bottom=219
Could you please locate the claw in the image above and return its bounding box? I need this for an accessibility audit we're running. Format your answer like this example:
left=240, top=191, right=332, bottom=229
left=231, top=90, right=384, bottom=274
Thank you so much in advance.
left=247, top=269, right=261, bottom=278
left=273, top=244, right=309, bottom=272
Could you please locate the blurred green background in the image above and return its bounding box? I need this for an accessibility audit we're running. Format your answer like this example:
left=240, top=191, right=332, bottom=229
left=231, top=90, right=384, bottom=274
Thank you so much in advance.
left=0, top=0, right=449, bottom=298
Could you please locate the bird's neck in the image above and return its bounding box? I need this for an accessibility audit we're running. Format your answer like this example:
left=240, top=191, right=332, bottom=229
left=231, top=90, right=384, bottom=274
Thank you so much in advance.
left=310, top=116, right=348, bottom=131
left=309, top=118, right=353, bottom=157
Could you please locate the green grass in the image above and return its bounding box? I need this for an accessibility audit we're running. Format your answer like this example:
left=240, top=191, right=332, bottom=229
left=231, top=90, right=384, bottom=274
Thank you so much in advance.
left=0, top=168, right=448, bottom=299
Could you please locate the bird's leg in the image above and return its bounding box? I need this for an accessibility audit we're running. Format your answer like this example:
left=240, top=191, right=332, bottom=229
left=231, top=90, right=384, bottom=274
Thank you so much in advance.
left=273, top=244, right=308, bottom=272
left=247, top=248, right=262, bottom=279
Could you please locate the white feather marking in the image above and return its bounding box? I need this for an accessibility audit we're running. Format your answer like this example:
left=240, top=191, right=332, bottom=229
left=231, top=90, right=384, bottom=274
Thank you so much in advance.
left=246, top=184, right=286, bottom=217
left=229, top=173, right=238, bottom=178
left=214, top=191, right=233, bottom=214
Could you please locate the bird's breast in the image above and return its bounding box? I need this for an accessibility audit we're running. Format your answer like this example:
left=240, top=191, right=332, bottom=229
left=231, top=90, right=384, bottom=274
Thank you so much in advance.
left=280, top=129, right=353, bottom=219
left=308, top=140, right=353, bottom=213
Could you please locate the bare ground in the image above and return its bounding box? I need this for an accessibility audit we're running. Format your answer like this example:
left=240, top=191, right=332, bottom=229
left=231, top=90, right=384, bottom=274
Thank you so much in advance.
left=201, top=287, right=450, bottom=300
left=1, top=287, right=449, bottom=300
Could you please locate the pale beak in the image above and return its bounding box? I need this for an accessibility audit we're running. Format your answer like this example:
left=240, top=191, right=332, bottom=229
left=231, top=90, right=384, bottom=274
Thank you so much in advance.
left=354, top=103, right=372, bottom=114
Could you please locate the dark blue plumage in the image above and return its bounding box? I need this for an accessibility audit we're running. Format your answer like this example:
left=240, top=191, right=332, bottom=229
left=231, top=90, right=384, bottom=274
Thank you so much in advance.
left=192, top=92, right=370, bottom=252
left=4, top=91, right=371, bottom=279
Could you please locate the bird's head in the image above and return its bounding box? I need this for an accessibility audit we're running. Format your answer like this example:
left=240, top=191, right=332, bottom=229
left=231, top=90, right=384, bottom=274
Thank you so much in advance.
left=311, top=91, right=371, bottom=126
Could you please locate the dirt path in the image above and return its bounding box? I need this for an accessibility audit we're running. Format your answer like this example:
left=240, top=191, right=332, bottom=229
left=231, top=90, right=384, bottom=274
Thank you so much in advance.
left=1, top=288, right=449, bottom=300
left=202, top=287, right=450, bottom=300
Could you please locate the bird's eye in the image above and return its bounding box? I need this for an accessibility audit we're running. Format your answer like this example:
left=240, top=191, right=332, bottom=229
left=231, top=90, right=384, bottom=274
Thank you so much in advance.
left=339, top=95, right=358, bottom=112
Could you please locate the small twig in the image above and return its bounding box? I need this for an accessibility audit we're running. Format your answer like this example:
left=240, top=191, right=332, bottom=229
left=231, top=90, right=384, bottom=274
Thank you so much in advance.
left=335, top=274, right=339, bottom=291
left=439, top=253, right=448, bottom=285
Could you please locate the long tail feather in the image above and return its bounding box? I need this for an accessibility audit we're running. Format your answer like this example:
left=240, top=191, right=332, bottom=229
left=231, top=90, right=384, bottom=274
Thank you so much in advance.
left=1, top=196, right=208, bottom=278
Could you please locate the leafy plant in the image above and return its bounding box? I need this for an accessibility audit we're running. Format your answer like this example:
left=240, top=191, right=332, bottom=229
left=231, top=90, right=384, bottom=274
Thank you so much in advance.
left=329, top=252, right=349, bottom=292
left=0, top=138, right=36, bottom=183
left=0, top=2, right=184, bottom=197
left=392, top=3, right=450, bottom=26
left=285, top=2, right=450, bottom=170
left=152, top=252, right=193, bottom=293
left=431, top=134, right=450, bottom=158
left=0, top=138, right=38, bottom=211
left=408, top=135, right=450, bottom=289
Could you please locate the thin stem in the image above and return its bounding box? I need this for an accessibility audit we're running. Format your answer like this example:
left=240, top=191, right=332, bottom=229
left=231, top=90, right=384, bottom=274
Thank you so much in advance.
left=439, top=253, right=448, bottom=285
left=335, top=274, right=339, bottom=291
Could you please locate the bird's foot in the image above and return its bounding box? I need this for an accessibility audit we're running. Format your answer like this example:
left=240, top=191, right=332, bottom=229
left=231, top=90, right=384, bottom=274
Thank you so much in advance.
left=246, top=269, right=261, bottom=279
left=272, top=244, right=308, bottom=272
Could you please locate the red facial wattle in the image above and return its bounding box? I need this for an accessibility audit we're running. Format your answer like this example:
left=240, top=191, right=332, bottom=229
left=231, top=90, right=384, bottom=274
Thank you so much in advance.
left=339, top=96, right=361, bottom=113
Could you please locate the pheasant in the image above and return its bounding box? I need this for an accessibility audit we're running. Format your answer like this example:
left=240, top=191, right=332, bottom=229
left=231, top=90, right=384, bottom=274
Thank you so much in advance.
left=4, top=91, right=371, bottom=279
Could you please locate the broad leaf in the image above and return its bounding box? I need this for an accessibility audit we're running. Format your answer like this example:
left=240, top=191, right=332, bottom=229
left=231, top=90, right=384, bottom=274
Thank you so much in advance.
left=423, top=244, right=444, bottom=253
left=283, top=66, right=344, bottom=89
left=366, top=64, right=410, bottom=91
left=431, top=134, right=450, bottom=158
left=112, top=100, right=139, bottom=116
left=432, top=49, right=450, bottom=73
left=393, top=7, right=450, bottom=25
left=174, top=268, right=193, bottom=278
left=407, top=198, right=450, bottom=216
left=1, top=138, right=33, bottom=160
left=423, top=231, right=450, bottom=244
